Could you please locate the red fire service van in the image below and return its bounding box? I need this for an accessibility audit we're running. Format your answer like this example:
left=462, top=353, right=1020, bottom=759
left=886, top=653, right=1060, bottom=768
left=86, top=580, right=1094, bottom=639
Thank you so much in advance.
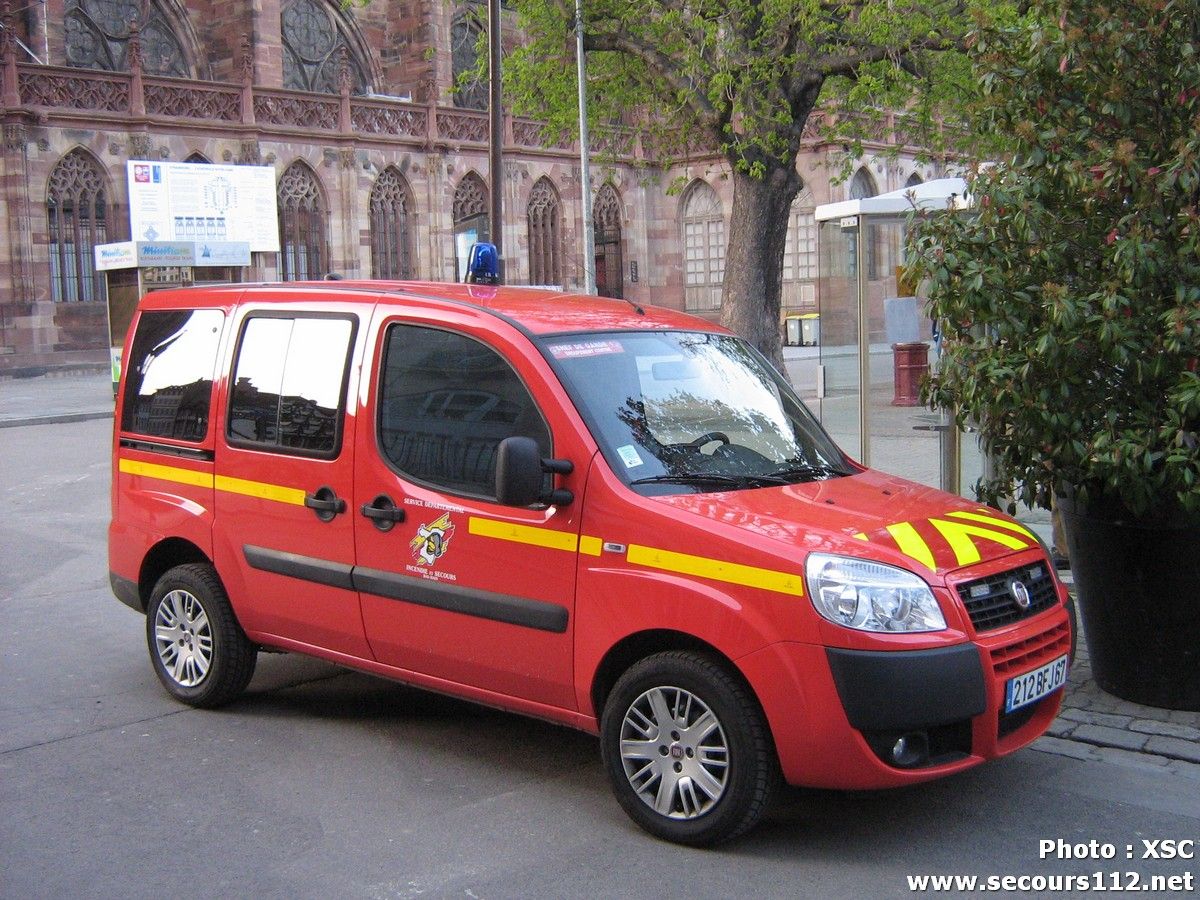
left=109, top=272, right=1073, bottom=845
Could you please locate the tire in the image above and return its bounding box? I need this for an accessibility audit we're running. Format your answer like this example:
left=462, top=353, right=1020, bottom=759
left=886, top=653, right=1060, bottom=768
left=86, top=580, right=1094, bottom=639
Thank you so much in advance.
left=600, top=651, right=779, bottom=846
left=146, top=563, right=257, bottom=708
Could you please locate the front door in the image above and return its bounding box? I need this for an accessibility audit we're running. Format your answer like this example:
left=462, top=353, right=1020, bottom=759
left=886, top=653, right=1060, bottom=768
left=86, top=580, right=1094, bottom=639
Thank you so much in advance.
left=211, top=299, right=371, bottom=658
left=353, top=314, right=584, bottom=710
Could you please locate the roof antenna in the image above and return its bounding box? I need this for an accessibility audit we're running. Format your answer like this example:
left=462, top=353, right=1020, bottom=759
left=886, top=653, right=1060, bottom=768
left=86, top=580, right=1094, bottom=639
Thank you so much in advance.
left=623, top=296, right=645, bottom=315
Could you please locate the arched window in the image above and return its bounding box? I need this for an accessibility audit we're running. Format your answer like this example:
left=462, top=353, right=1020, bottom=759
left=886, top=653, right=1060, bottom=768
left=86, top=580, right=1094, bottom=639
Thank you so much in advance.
left=526, top=178, right=561, bottom=286
left=452, top=172, right=489, bottom=281
left=682, top=181, right=724, bottom=312
left=47, top=148, right=108, bottom=302
left=277, top=161, right=327, bottom=281
left=281, top=0, right=368, bottom=95
left=905, top=172, right=924, bottom=188
left=782, top=184, right=817, bottom=309
left=370, top=167, right=414, bottom=279
left=450, top=12, right=487, bottom=110
left=593, top=183, right=623, bottom=299
left=849, top=167, right=878, bottom=200
left=65, top=1, right=190, bottom=77
left=184, top=152, right=210, bottom=164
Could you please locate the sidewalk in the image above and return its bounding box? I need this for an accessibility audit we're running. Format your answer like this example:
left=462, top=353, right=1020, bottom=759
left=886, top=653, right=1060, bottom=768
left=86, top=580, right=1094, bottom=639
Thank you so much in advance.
left=3, top=370, right=1197, bottom=778
left=0, top=370, right=114, bottom=428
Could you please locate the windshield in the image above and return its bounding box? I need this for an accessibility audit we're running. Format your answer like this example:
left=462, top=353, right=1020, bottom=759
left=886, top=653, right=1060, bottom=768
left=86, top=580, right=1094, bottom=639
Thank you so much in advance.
left=543, top=331, right=853, bottom=494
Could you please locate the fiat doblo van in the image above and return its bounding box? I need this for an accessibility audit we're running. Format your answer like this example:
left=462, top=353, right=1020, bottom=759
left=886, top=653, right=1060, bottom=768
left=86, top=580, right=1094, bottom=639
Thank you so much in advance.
left=110, top=279, right=1072, bottom=845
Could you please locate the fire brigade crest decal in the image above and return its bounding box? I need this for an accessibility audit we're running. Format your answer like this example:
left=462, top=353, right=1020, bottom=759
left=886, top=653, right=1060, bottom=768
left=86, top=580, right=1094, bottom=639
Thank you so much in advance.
left=411, top=513, right=455, bottom=567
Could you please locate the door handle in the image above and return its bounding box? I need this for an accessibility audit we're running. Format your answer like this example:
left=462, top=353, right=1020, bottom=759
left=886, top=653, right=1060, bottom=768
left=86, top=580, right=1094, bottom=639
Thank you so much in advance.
left=361, top=494, right=406, bottom=532
left=304, top=485, right=347, bottom=522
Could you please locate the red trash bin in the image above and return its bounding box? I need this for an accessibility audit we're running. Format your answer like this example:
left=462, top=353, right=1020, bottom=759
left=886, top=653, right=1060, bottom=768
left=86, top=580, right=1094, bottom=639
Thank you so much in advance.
left=892, top=342, right=929, bottom=406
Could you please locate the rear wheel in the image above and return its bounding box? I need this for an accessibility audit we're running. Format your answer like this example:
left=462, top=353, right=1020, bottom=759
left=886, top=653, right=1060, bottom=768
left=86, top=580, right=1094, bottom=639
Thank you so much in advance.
left=600, top=651, right=779, bottom=846
left=146, top=563, right=256, bottom=708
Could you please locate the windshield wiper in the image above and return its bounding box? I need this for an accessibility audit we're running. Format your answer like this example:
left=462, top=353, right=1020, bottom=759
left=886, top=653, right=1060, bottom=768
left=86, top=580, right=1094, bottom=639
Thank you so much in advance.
left=629, top=473, right=788, bottom=488
left=766, top=462, right=849, bottom=481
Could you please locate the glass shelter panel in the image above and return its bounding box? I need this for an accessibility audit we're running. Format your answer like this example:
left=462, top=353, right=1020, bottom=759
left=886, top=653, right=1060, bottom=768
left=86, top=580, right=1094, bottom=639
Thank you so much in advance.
left=816, top=220, right=862, bottom=461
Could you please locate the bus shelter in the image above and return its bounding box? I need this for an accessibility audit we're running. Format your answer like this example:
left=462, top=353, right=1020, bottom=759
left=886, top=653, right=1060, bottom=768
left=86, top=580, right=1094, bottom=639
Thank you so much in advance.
left=813, top=178, right=983, bottom=495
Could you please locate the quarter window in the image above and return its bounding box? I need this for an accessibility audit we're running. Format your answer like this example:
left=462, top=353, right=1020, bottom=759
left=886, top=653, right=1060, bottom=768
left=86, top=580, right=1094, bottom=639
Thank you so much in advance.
left=378, top=325, right=550, bottom=498
left=121, top=309, right=223, bottom=441
left=227, top=315, right=355, bottom=457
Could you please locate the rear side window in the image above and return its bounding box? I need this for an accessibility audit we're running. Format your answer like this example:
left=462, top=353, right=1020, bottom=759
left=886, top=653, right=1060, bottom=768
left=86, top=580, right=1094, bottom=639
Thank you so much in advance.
left=121, top=309, right=223, bottom=442
left=378, top=324, right=550, bottom=498
left=227, top=314, right=356, bottom=458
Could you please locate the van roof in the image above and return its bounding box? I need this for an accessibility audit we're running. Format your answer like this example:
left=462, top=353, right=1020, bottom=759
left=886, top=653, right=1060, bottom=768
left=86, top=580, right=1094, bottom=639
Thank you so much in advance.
left=137, top=280, right=724, bottom=337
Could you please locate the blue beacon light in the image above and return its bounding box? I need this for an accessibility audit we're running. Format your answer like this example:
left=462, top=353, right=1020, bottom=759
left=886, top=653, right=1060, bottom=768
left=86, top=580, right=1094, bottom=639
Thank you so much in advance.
left=465, top=242, right=500, bottom=285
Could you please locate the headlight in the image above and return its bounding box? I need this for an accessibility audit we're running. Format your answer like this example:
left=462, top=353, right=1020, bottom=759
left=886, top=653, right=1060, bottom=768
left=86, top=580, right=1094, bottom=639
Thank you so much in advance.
left=805, top=553, right=946, bottom=633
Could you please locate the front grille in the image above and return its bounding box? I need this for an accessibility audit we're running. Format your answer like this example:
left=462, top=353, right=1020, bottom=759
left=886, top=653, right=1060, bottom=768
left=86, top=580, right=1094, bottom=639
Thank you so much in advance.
left=955, top=561, right=1058, bottom=633
left=989, top=620, right=1071, bottom=678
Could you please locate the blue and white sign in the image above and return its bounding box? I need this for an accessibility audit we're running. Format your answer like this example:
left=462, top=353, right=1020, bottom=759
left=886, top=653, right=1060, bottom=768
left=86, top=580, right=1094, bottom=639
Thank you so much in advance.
left=196, top=241, right=252, bottom=267
left=93, top=241, right=197, bottom=270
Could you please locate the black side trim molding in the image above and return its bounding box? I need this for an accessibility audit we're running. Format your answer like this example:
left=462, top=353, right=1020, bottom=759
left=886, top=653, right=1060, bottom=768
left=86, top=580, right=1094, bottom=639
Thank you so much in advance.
left=119, top=437, right=215, bottom=461
left=240, top=545, right=569, bottom=633
left=243, top=545, right=355, bottom=591
left=825, top=644, right=987, bottom=731
left=354, top=566, right=568, bottom=633
left=109, top=572, right=144, bottom=613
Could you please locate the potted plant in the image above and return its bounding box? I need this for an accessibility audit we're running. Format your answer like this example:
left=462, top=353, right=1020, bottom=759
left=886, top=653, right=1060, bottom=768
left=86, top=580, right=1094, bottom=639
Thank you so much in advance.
left=908, top=0, right=1200, bottom=709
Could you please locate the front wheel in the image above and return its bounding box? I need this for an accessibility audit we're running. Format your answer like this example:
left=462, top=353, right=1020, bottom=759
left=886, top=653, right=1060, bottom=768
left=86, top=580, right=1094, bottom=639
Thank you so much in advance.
left=146, top=563, right=257, bottom=708
left=600, top=651, right=779, bottom=846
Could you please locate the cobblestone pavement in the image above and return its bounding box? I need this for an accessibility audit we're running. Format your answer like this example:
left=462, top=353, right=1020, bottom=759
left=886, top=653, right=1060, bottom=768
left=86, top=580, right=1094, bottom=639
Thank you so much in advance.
left=1034, top=591, right=1200, bottom=780
left=4, top=371, right=1198, bottom=779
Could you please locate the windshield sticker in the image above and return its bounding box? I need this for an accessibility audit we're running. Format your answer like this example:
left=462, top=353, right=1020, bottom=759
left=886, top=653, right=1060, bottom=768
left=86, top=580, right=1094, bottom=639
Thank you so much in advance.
left=410, top=512, right=456, bottom=567
left=547, top=340, right=625, bottom=360
left=616, top=444, right=644, bottom=468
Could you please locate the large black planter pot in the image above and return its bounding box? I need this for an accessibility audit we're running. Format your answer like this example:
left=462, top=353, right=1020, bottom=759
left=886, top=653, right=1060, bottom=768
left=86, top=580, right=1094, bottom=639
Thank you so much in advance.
left=1058, top=492, right=1200, bottom=711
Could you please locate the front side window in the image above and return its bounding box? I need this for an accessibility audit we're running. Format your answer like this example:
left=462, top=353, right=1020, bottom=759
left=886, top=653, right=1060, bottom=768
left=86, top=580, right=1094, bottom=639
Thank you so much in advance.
left=378, top=325, right=550, bottom=499
left=121, top=309, right=224, bottom=441
left=227, top=315, right=355, bottom=457
left=545, top=331, right=851, bottom=494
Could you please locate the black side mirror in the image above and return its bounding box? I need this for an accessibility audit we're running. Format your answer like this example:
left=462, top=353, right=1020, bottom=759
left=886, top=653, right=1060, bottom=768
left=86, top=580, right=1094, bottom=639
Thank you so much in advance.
left=496, top=436, right=574, bottom=508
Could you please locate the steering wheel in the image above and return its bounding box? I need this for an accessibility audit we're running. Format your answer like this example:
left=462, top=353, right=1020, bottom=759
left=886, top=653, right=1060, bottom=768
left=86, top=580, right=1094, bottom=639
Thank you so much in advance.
left=685, top=431, right=730, bottom=450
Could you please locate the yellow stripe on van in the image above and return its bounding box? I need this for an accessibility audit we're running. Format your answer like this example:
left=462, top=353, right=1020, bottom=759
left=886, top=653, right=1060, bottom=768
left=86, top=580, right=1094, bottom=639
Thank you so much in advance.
left=213, top=475, right=307, bottom=506
left=118, top=458, right=214, bottom=489
left=626, top=544, right=804, bottom=597
left=468, top=516, right=580, bottom=553
left=579, top=535, right=603, bottom=557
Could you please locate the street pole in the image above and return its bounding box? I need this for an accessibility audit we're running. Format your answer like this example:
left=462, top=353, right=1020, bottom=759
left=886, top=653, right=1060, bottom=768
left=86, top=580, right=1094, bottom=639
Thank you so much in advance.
left=575, top=0, right=596, bottom=295
left=488, top=0, right=504, bottom=282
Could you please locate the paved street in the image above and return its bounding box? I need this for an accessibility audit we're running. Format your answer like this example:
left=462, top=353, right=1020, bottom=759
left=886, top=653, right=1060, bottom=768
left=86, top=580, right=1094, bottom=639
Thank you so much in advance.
left=2, top=398, right=1198, bottom=898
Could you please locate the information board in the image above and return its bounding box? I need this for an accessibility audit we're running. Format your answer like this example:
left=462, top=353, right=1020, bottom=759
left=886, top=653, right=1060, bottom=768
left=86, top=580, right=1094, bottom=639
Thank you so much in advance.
left=127, top=161, right=280, bottom=252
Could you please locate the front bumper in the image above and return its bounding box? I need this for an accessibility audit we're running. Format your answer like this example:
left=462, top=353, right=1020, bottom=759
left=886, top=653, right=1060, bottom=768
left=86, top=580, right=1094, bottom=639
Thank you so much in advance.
left=738, top=605, right=1071, bottom=790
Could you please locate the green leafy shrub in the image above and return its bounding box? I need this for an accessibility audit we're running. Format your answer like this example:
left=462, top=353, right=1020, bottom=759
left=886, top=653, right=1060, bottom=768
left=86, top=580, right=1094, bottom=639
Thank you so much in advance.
left=909, top=0, right=1200, bottom=516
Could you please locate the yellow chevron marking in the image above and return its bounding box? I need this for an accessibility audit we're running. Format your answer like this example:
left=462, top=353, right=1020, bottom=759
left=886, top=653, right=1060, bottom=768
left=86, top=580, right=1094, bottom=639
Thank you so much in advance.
left=929, top=517, right=1031, bottom=567
left=945, top=509, right=1036, bottom=540
left=885, top=522, right=938, bottom=572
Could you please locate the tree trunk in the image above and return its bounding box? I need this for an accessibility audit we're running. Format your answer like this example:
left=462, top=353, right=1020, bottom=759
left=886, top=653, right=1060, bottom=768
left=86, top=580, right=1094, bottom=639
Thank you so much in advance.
left=719, top=162, right=803, bottom=375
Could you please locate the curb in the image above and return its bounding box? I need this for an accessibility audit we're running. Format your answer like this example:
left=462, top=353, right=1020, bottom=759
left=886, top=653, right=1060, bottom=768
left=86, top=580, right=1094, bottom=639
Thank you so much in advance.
left=0, top=411, right=114, bottom=429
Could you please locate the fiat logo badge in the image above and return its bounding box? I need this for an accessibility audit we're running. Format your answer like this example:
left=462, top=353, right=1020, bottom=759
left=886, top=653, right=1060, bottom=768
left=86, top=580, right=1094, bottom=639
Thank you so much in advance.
left=1008, top=579, right=1032, bottom=610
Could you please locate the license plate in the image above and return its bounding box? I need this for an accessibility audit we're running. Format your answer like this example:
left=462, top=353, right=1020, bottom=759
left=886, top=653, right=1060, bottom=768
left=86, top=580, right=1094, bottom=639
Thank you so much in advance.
left=1005, top=654, right=1069, bottom=713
